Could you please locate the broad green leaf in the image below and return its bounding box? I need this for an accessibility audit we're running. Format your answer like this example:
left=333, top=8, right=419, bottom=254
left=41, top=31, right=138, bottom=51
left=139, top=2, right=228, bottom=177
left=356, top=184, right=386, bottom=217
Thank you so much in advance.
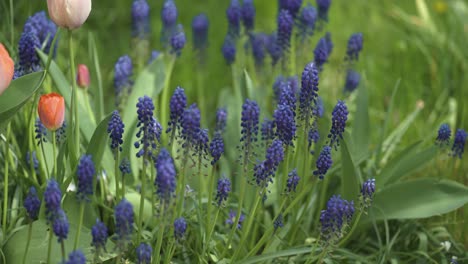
left=371, top=178, right=468, bottom=220
left=86, top=112, right=114, bottom=178
left=88, top=32, right=105, bottom=121
left=351, top=75, right=369, bottom=159
left=0, top=71, right=44, bottom=127
left=126, top=192, right=154, bottom=227
left=244, top=69, right=254, bottom=100
left=379, top=143, right=438, bottom=186
left=37, top=50, right=96, bottom=142
left=341, top=134, right=361, bottom=201
left=241, top=246, right=311, bottom=264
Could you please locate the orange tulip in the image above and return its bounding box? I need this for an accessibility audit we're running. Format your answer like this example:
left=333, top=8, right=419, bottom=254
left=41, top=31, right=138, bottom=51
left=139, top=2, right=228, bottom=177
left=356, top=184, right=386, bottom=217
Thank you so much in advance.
left=38, top=93, right=65, bottom=131
left=0, top=43, right=14, bottom=96
left=76, top=64, right=90, bottom=89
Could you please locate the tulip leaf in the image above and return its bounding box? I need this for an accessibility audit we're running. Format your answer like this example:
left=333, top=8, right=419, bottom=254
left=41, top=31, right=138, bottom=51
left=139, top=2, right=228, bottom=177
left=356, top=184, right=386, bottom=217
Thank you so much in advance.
left=0, top=71, right=44, bottom=128
left=351, top=75, right=369, bottom=160
left=341, top=133, right=361, bottom=201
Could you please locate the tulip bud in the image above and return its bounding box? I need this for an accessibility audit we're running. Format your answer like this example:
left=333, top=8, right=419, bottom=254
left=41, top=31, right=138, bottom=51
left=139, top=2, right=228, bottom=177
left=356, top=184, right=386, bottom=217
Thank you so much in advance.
left=47, top=0, right=92, bottom=30
left=0, top=43, right=14, bottom=96
left=38, top=93, right=65, bottom=131
left=76, top=64, right=90, bottom=89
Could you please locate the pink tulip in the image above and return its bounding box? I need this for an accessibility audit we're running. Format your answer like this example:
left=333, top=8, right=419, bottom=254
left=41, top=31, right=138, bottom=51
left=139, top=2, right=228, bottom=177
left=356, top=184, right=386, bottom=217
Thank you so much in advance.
left=47, top=0, right=92, bottom=29
left=0, top=43, right=14, bottom=96
left=76, top=64, right=90, bottom=89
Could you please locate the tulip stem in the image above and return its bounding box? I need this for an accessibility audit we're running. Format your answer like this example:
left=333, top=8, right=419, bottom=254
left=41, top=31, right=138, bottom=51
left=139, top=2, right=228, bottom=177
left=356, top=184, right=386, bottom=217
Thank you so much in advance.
left=52, top=131, right=57, bottom=178
left=2, top=123, right=11, bottom=236
left=9, top=0, right=14, bottom=44
left=68, top=29, right=80, bottom=157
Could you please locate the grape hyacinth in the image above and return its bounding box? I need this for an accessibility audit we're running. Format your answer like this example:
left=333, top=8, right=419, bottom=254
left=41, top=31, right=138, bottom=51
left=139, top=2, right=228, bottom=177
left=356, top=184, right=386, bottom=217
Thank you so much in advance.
left=226, top=0, right=241, bottom=37
left=254, top=139, right=285, bottom=188
left=76, top=155, right=95, bottom=202
left=136, top=243, right=152, bottom=264
left=55, top=120, right=67, bottom=144
left=216, top=177, right=231, bottom=206
left=24, top=187, right=41, bottom=220
left=66, top=250, right=86, bottom=264
left=344, top=69, right=360, bottom=93
left=241, top=0, right=256, bottom=32
left=120, top=158, right=132, bottom=175
left=299, top=4, right=317, bottom=39
left=276, top=9, right=294, bottom=54
left=314, top=96, right=325, bottom=118
left=278, top=81, right=297, bottom=112
left=346, top=33, right=363, bottom=62
left=240, top=99, right=260, bottom=148
left=167, top=87, right=187, bottom=135
left=222, top=36, right=236, bottom=65
left=108, top=110, right=125, bottom=154
left=451, top=129, right=467, bottom=159
left=91, top=219, right=108, bottom=251
left=250, top=33, right=267, bottom=67
left=308, top=128, right=320, bottom=148
left=436, top=123, right=451, bottom=146
left=114, top=55, right=133, bottom=106
left=115, top=199, right=134, bottom=249
left=226, top=210, right=245, bottom=229
left=279, top=0, right=303, bottom=18
left=35, top=117, right=47, bottom=145
left=274, top=104, right=296, bottom=146
left=210, top=133, right=225, bottom=165
left=181, top=103, right=201, bottom=150
left=195, top=128, right=210, bottom=160
left=192, top=13, right=209, bottom=52
left=274, top=213, right=284, bottom=230
left=148, top=50, right=160, bottom=64
left=44, top=179, right=62, bottom=222
left=316, top=0, right=331, bottom=23
left=25, top=151, right=40, bottom=176
left=361, top=178, right=376, bottom=209
left=286, top=168, right=300, bottom=193
left=314, top=35, right=332, bottom=70
left=24, top=11, right=57, bottom=53
left=131, top=0, right=150, bottom=39
left=215, top=108, right=228, bottom=133
left=135, top=96, right=162, bottom=160
left=174, top=217, right=187, bottom=239
left=161, top=0, right=178, bottom=45
left=313, top=145, right=333, bottom=179
left=328, top=100, right=348, bottom=149
left=261, top=118, right=276, bottom=142
left=154, top=148, right=177, bottom=202
left=52, top=209, right=69, bottom=242
left=266, top=34, right=282, bottom=65
left=170, top=24, right=186, bottom=56
left=299, top=62, right=319, bottom=122
left=16, top=31, right=41, bottom=77
left=320, top=195, right=355, bottom=243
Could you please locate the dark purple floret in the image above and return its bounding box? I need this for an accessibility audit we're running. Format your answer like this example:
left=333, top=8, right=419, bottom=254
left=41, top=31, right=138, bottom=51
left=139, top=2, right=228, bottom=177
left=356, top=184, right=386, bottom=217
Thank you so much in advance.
left=192, top=13, right=209, bottom=51
left=148, top=50, right=160, bottom=65
left=66, top=250, right=86, bottom=264
left=170, top=24, right=186, bottom=56
left=132, top=0, right=150, bottom=39
left=344, top=69, right=360, bottom=93
left=346, top=33, right=363, bottom=62
left=278, top=81, right=297, bottom=112
left=174, top=217, right=187, bottom=239
left=299, top=62, right=319, bottom=122
left=24, top=11, right=57, bottom=55
left=76, top=155, right=95, bottom=202
left=316, top=0, right=331, bottom=22
left=135, top=96, right=162, bottom=159
left=210, top=133, right=225, bottom=165
left=55, top=120, right=67, bottom=144
left=299, top=4, right=317, bottom=39
left=436, top=123, right=451, bottom=145
left=154, top=148, right=177, bottom=202
left=24, top=187, right=41, bottom=220
left=261, top=118, right=276, bottom=142
left=361, top=178, right=376, bottom=208
left=328, top=100, right=348, bottom=149
left=250, top=33, right=267, bottom=67
left=451, top=129, right=467, bottom=159
left=216, top=177, right=231, bottom=205
left=227, top=0, right=241, bottom=37
left=195, top=128, right=210, bottom=159
left=320, top=195, right=354, bottom=242
left=266, top=34, right=282, bottom=65
left=115, top=199, right=134, bottom=249
left=314, top=35, right=331, bottom=70
left=240, top=99, right=260, bottom=146
left=44, top=179, right=62, bottom=219
left=314, top=96, right=324, bottom=118
left=254, top=139, right=284, bottom=187
left=25, top=151, right=40, bottom=176
left=167, top=87, right=187, bottom=134
left=279, top=0, right=303, bottom=18
left=136, top=243, right=152, bottom=264
left=286, top=168, right=300, bottom=193
left=91, top=219, right=108, bottom=250
left=114, top=55, right=133, bottom=106
left=53, top=209, right=69, bottom=242
left=108, top=110, right=125, bottom=153
left=277, top=9, right=294, bottom=52
left=35, top=118, right=47, bottom=145
left=241, top=0, right=256, bottom=31
left=119, top=158, right=132, bottom=175
left=226, top=210, right=245, bottom=229
left=274, top=104, right=296, bottom=146
left=222, top=36, right=237, bottom=65
left=215, top=108, right=228, bottom=133
left=313, top=145, right=332, bottom=179
left=181, top=103, right=201, bottom=149
left=308, top=128, right=320, bottom=147
left=17, top=31, right=41, bottom=76
left=274, top=213, right=284, bottom=230
left=162, top=0, right=178, bottom=29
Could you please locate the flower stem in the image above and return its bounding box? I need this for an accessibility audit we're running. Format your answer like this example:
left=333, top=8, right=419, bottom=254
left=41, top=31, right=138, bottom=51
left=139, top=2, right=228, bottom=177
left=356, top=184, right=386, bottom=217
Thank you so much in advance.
left=137, top=153, right=148, bottom=244
left=153, top=205, right=166, bottom=264
left=83, top=90, right=96, bottom=125
left=2, top=123, right=11, bottom=236
left=22, top=222, right=33, bottom=264
left=40, top=142, right=50, bottom=179
left=52, top=131, right=57, bottom=178
left=337, top=210, right=363, bottom=247
left=61, top=240, right=66, bottom=262
left=68, top=29, right=80, bottom=157
left=114, top=151, right=120, bottom=200
left=160, top=56, right=176, bottom=145
left=46, top=228, right=53, bottom=264
left=73, top=203, right=85, bottom=251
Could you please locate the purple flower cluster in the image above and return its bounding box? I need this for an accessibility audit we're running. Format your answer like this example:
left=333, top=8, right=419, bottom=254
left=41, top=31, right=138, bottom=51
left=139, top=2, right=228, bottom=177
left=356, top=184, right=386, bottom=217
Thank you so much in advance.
left=154, top=148, right=177, bottom=202
left=261, top=118, right=276, bottom=143
left=299, top=4, right=317, bottom=39
left=240, top=99, right=260, bottom=148
left=76, top=155, right=95, bottom=202
left=132, top=0, right=150, bottom=39
left=299, top=62, right=319, bottom=122
left=24, top=187, right=41, bottom=220
left=320, top=195, right=354, bottom=242
left=314, top=33, right=333, bottom=70
left=114, top=55, right=133, bottom=106
left=328, top=100, right=348, bottom=149
left=136, top=243, right=152, bottom=264
left=134, top=96, right=162, bottom=160
left=254, top=139, right=285, bottom=188
left=286, top=168, right=300, bottom=193
left=66, top=250, right=86, bottom=264
left=91, top=219, right=108, bottom=251
left=192, top=13, right=209, bottom=52
left=279, top=0, right=303, bottom=18
left=274, top=104, right=296, bottom=146
left=210, top=133, right=225, bottom=165
left=115, top=199, right=134, bottom=250
left=226, top=0, right=241, bottom=37
left=226, top=210, right=245, bottom=229
left=108, top=110, right=125, bottom=153
left=35, top=118, right=47, bottom=145
left=276, top=9, right=294, bottom=54
left=436, top=123, right=451, bottom=146
left=346, top=33, right=363, bottom=62
left=174, top=217, right=187, bottom=239
left=241, top=0, right=256, bottom=32
left=313, top=145, right=332, bottom=179
left=167, top=87, right=187, bottom=135
left=451, top=129, right=467, bottom=159
left=360, top=178, right=376, bottom=209
left=216, top=177, right=231, bottom=206
left=344, top=69, right=360, bottom=93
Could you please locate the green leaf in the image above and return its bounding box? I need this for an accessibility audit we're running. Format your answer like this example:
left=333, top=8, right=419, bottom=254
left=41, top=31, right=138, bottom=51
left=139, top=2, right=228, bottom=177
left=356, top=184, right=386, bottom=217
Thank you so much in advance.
left=351, top=75, right=369, bottom=160
left=88, top=32, right=105, bottom=121
left=341, top=134, right=361, bottom=201
left=371, top=178, right=468, bottom=220
left=86, top=112, right=114, bottom=176
left=0, top=71, right=44, bottom=127
left=126, top=192, right=154, bottom=227
left=244, top=69, right=254, bottom=100
left=379, top=143, right=438, bottom=186
left=241, top=246, right=311, bottom=264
